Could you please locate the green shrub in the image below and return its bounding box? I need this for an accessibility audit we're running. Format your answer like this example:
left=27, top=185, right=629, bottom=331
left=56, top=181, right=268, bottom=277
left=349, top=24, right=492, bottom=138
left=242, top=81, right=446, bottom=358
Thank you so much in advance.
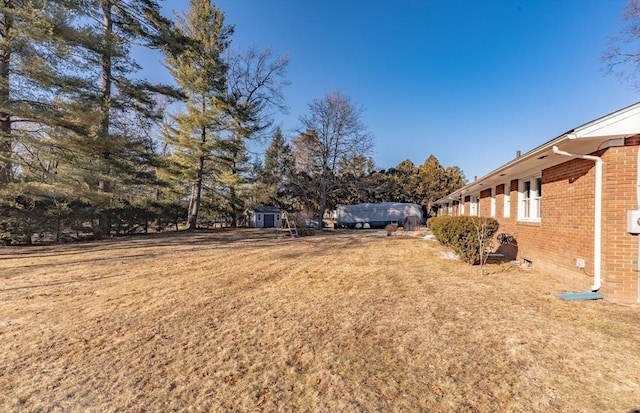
left=428, top=216, right=454, bottom=246
left=428, top=216, right=499, bottom=264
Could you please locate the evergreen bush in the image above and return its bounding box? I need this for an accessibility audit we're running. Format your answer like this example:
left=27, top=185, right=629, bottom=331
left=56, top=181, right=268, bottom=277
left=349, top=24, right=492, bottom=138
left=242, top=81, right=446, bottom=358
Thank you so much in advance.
left=428, top=216, right=499, bottom=264
left=0, top=195, right=188, bottom=245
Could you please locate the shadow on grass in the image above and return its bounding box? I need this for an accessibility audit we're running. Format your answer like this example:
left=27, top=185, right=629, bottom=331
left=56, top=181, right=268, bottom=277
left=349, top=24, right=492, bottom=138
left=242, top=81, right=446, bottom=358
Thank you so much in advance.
left=0, top=229, right=297, bottom=260
left=0, top=271, right=136, bottom=292
left=0, top=252, right=159, bottom=274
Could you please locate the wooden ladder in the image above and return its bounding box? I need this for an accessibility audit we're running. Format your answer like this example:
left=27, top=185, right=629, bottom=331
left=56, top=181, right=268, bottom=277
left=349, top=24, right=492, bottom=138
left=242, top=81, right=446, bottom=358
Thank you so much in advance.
left=278, top=211, right=298, bottom=238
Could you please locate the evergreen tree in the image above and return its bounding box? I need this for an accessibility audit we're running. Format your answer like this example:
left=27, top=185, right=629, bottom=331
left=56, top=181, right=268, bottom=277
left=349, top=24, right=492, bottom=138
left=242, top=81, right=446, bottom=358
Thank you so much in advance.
left=164, top=1, right=288, bottom=229
left=444, top=165, right=465, bottom=193
left=87, top=0, right=182, bottom=197
left=417, top=154, right=447, bottom=210
left=387, top=159, right=419, bottom=203
left=0, top=0, right=92, bottom=190
left=215, top=135, right=253, bottom=227
left=416, top=155, right=466, bottom=215
left=163, top=0, right=233, bottom=230
left=1, top=0, right=181, bottom=200
left=335, top=154, right=376, bottom=205
left=254, top=127, right=292, bottom=208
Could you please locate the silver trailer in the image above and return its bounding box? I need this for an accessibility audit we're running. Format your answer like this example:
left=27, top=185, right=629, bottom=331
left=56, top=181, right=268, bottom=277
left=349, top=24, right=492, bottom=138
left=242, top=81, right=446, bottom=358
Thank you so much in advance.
left=335, top=202, right=424, bottom=229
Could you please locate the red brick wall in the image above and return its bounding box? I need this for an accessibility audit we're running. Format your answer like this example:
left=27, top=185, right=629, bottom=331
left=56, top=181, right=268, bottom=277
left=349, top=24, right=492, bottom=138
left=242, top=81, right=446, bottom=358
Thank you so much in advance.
left=516, top=147, right=637, bottom=304
left=479, top=188, right=492, bottom=216
left=496, top=184, right=505, bottom=218
left=445, top=146, right=639, bottom=304
left=600, top=145, right=639, bottom=303
left=527, top=156, right=596, bottom=292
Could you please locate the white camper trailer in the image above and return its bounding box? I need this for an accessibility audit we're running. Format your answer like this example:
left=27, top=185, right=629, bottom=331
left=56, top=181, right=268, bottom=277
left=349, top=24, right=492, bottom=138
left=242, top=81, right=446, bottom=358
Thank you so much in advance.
left=335, top=203, right=424, bottom=229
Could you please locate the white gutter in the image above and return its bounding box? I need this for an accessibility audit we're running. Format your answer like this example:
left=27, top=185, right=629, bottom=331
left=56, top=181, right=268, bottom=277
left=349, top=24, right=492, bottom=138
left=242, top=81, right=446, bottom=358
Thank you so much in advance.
left=552, top=145, right=602, bottom=291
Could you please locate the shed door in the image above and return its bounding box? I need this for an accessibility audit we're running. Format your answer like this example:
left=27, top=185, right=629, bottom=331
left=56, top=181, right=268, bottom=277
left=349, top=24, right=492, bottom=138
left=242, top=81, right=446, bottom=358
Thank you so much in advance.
left=264, top=214, right=275, bottom=228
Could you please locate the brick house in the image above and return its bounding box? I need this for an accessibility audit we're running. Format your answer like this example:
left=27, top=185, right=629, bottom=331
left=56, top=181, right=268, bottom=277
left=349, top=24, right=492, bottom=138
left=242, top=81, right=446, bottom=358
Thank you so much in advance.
left=433, top=102, right=640, bottom=304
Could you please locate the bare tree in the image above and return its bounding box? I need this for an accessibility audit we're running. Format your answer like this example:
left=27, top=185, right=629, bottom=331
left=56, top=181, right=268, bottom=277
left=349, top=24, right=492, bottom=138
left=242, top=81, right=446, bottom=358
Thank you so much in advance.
left=226, top=47, right=289, bottom=137
left=291, top=91, right=374, bottom=223
left=474, top=218, right=493, bottom=276
left=221, top=47, right=289, bottom=226
left=603, top=0, right=640, bottom=88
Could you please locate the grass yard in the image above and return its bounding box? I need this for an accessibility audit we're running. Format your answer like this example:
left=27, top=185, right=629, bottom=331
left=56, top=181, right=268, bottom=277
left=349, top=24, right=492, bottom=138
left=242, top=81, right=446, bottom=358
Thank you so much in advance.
left=1, top=229, right=639, bottom=412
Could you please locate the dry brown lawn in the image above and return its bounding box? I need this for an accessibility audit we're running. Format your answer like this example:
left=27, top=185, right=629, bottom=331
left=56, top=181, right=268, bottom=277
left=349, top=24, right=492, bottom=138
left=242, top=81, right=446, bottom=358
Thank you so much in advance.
left=1, top=229, right=639, bottom=412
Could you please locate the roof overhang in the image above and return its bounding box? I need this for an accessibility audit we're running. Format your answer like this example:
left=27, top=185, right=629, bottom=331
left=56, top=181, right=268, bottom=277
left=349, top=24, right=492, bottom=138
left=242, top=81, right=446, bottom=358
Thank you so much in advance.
left=435, top=102, right=640, bottom=205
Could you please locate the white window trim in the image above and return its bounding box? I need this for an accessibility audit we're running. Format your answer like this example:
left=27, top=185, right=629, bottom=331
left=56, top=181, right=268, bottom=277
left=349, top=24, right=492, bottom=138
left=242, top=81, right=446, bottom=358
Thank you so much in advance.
left=503, top=183, right=511, bottom=218
left=490, top=187, right=496, bottom=217
left=517, top=177, right=541, bottom=222
left=469, top=194, right=480, bottom=217
left=458, top=199, right=465, bottom=216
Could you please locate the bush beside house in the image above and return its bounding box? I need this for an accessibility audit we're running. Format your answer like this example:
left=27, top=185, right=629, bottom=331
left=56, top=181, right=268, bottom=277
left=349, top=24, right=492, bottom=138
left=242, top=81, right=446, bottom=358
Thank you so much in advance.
left=429, top=216, right=499, bottom=264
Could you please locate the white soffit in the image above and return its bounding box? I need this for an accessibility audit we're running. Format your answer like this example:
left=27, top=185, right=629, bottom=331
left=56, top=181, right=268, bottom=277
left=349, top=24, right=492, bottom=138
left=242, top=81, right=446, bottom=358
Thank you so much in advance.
left=574, top=103, right=640, bottom=139
left=435, top=102, right=640, bottom=205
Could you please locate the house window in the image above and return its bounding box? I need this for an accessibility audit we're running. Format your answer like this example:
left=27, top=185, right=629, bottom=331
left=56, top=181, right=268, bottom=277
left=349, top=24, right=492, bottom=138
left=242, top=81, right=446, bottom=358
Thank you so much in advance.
left=503, top=183, right=511, bottom=218
left=534, top=177, right=542, bottom=218
left=258, top=214, right=262, bottom=221
left=490, top=187, right=496, bottom=217
left=518, top=177, right=541, bottom=221
left=469, top=195, right=479, bottom=216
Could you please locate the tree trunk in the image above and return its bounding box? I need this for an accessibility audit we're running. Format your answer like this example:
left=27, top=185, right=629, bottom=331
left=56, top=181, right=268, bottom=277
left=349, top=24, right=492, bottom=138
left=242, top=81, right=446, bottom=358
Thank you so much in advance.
left=230, top=156, right=239, bottom=228
left=188, top=94, right=209, bottom=231
left=318, top=181, right=327, bottom=229
left=188, top=154, right=204, bottom=230
left=0, top=1, right=13, bottom=187
left=99, top=0, right=112, bottom=193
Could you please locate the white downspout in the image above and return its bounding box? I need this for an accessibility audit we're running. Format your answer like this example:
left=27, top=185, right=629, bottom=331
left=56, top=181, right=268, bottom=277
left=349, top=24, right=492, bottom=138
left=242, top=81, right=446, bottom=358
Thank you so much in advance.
left=552, top=145, right=602, bottom=291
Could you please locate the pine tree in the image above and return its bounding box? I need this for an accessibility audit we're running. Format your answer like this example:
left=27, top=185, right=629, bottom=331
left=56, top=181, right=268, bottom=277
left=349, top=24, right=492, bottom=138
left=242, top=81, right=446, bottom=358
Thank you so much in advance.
left=387, top=159, right=419, bottom=203
left=163, top=0, right=233, bottom=230
left=0, top=0, right=181, bottom=202
left=254, top=127, right=292, bottom=208
left=417, top=155, right=466, bottom=215
left=0, top=0, right=92, bottom=190
left=335, top=154, right=376, bottom=205
left=215, top=135, right=253, bottom=226
left=85, top=0, right=182, bottom=197
left=164, top=0, right=288, bottom=230
left=417, top=155, right=446, bottom=209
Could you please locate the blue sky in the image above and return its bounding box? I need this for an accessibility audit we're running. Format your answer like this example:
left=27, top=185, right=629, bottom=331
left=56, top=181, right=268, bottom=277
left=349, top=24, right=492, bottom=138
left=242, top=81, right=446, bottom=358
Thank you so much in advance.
left=142, top=0, right=639, bottom=182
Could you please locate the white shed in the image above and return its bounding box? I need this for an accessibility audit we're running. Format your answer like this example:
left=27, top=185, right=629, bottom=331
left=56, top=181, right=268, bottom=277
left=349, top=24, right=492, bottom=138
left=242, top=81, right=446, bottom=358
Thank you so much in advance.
left=247, top=206, right=282, bottom=228
left=335, top=202, right=424, bottom=228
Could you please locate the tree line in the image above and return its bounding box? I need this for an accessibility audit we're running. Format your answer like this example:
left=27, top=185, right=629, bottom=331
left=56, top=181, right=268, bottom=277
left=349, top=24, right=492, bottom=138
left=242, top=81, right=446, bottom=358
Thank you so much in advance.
left=254, top=121, right=465, bottom=224
left=0, top=0, right=464, bottom=245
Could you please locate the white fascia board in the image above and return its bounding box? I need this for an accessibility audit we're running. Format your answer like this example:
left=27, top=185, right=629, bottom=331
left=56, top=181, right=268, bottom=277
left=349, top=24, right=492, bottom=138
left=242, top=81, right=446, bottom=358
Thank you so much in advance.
left=434, top=102, right=640, bottom=206
left=573, top=102, right=640, bottom=139
left=434, top=133, right=571, bottom=205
